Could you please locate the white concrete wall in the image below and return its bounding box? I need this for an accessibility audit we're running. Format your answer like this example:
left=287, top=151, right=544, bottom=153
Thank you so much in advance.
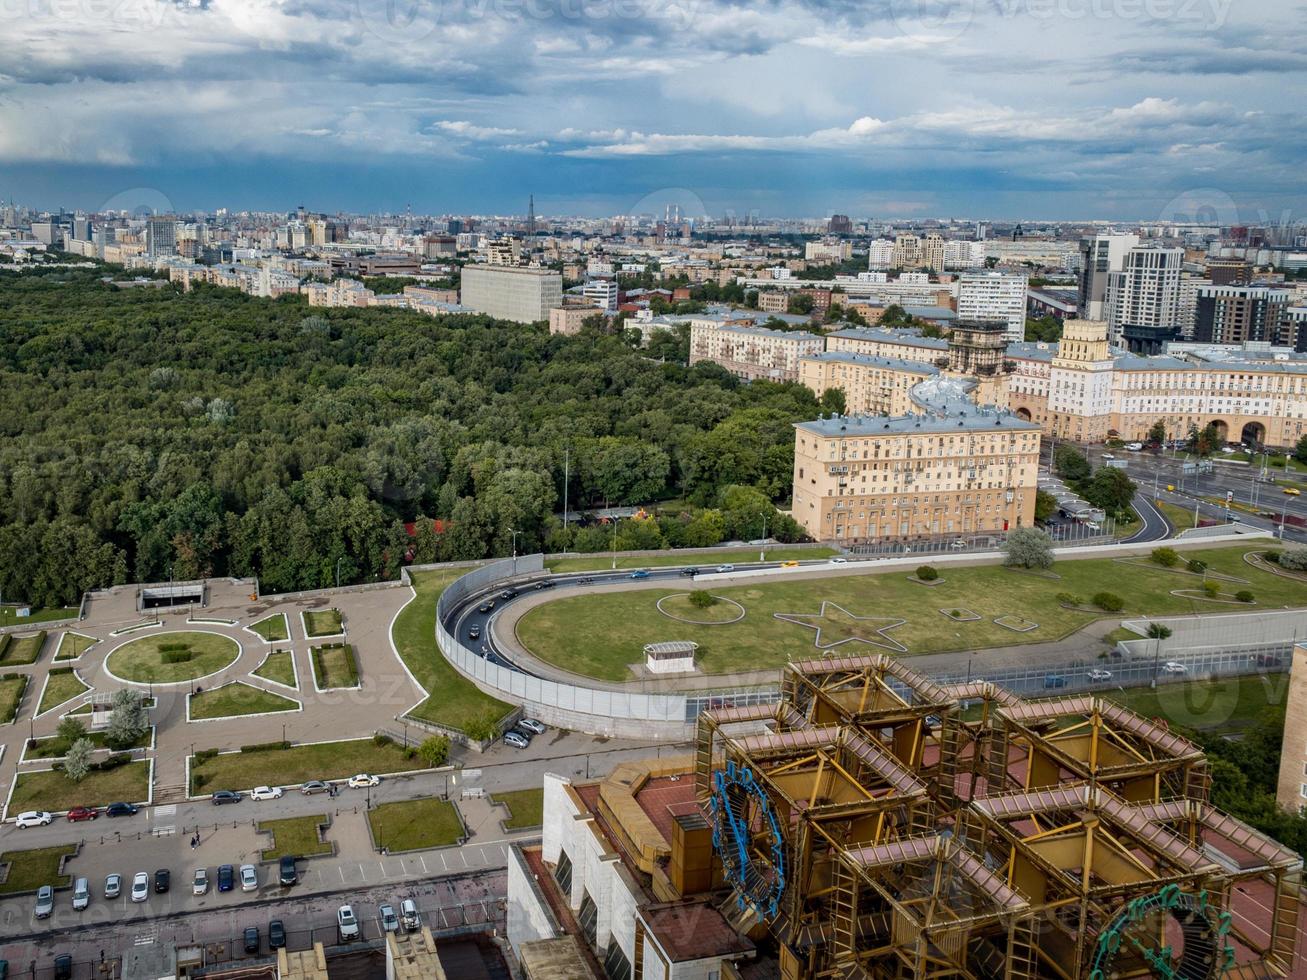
left=506, top=846, right=558, bottom=957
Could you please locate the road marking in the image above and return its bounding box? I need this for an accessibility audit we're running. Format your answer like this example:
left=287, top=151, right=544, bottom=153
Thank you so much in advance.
left=338, top=868, right=345, bottom=883
left=420, top=855, right=428, bottom=873
left=358, top=863, right=367, bottom=881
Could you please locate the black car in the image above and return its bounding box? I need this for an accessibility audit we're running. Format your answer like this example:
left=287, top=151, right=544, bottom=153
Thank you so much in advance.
left=53, top=957, right=71, bottom=980
left=500, top=589, right=517, bottom=600
left=268, top=919, right=287, bottom=949
left=467, top=625, right=481, bottom=641
left=577, top=576, right=594, bottom=585
left=477, top=601, right=493, bottom=614
left=243, top=926, right=260, bottom=954
left=279, top=855, right=298, bottom=886
left=679, top=567, right=699, bottom=577
left=105, top=801, right=138, bottom=818
left=534, top=580, right=553, bottom=590
left=154, top=869, right=170, bottom=893
left=211, top=790, right=241, bottom=806
left=218, top=864, right=235, bottom=892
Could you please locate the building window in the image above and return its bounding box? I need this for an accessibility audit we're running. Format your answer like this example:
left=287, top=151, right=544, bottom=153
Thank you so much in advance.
left=579, top=892, right=599, bottom=949
left=554, top=850, right=573, bottom=895
left=603, top=943, right=632, bottom=980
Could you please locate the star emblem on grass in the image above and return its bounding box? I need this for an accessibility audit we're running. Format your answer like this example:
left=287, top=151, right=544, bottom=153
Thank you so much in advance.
left=773, top=602, right=908, bottom=653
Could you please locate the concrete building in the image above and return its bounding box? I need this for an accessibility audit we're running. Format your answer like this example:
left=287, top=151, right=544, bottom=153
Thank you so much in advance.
left=825, top=327, right=949, bottom=364
left=549, top=305, right=599, bottom=336
left=791, top=401, right=1040, bottom=544
left=1277, top=642, right=1307, bottom=813
left=805, top=239, right=852, bottom=263
left=1078, top=233, right=1140, bottom=320
left=866, top=238, right=895, bottom=268
left=757, top=290, right=789, bottom=313
left=582, top=278, right=619, bottom=311
left=1194, top=284, right=1295, bottom=349
left=799, top=352, right=939, bottom=416
left=955, top=270, right=1028, bottom=343
left=1105, top=245, right=1184, bottom=349
left=688, top=317, right=824, bottom=382
left=146, top=216, right=177, bottom=257
left=460, top=265, right=563, bottom=323
left=304, top=278, right=374, bottom=307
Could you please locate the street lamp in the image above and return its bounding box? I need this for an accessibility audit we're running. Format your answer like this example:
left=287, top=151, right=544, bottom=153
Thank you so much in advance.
left=335, top=557, right=345, bottom=590
left=507, top=528, right=520, bottom=576
left=758, top=513, right=768, bottom=561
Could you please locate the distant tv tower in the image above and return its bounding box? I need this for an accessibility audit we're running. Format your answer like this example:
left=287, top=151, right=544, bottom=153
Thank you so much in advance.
left=527, top=194, right=536, bottom=237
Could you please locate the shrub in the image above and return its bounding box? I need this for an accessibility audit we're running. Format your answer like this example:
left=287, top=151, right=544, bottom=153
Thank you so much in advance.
left=688, top=590, right=716, bottom=609
left=915, top=565, right=939, bottom=582
left=1151, top=547, right=1180, bottom=567
left=373, top=732, right=393, bottom=747
left=161, top=650, right=193, bottom=664
left=1186, top=559, right=1207, bottom=573
left=193, top=772, right=208, bottom=790
left=1263, top=551, right=1281, bottom=564
left=1203, top=581, right=1220, bottom=598
left=1280, top=549, right=1307, bottom=571
left=1055, top=592, right=1081, bottom=607
left=158, top=643, right=190, bottom=652
left=463, top=711, right=501, bottom=743
left=950, top=610, right=962, bottom=619
left=94, top=753, right=133, bottom=771
left=1092, top=592, right=1124, bottom=612
left=1236, top=590, right=1255, bottom=603
left=194, top=748, right=219, bottom=762
left=64, top=739, right=93, bottom=782
left=240, top=740, right=290, bottom=753
left=418, top=735, right=450, bottom=768
left=1001, top=527, right=1055, bottom=570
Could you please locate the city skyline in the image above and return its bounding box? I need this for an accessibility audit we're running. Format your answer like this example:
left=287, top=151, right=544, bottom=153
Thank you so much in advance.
left=2, top=1, right=1305, bottom=219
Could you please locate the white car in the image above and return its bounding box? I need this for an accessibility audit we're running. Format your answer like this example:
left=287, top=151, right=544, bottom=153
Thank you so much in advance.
left=1126, top=442, right=1144, bottom=451
left=518, top=718, right=546, bottom=735
left=715, top=564, right=735, bottom=573
left=338, top=904, right=361, bottom=941
left=131, top=871, right=150, bottom=903
left=829, top=557, right=849, bottom=564
left=193, top=868, right=209, bottom=895
left=1162, top=661, right=1188, bottom=674
left=347, top=773, right=380, bottom=788
left=239, top=863, right=259, bottom=892
left=250, top=786, right=283, bottom=801
left=1087, top=669, right=1112, bottom=682
left=15, top=810, right=52, bottom=828
left=72, top=876, right=90, bottom=911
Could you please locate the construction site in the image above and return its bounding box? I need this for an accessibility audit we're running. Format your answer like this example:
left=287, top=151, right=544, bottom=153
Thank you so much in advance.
left=508, top=653, right=1304, bottom=980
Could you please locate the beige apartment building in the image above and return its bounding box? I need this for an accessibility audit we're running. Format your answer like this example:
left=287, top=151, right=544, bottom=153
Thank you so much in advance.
left=824, top=327, right=949, bottom=365
left=792, top=412, right=1040, bottom=544
left=1277, top=642, right=1307, bottom=813
left=548, top=304, right=598, bottom=336
left=460, top=265, right=563, bottom=323
left=799, top=352, right=939, bottom=416
left=688, top=319, right=824, bottom=382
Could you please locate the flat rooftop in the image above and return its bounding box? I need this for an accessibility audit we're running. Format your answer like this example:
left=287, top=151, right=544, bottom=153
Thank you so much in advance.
left=803, top=351, right=940, bottom=373
left=796, top=409, right=1039, bottom=437
left=642, top=901, right=755, bottom=963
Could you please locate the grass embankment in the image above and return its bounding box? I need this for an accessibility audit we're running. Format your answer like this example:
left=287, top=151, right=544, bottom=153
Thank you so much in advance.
left=0, top=675, right=29, bottom=723
left=190, top=682, right=298, bottom=720
left=106, top=631, right=240, bottom=683
left=546, top=546, right=838, bottom=574
left=189, top=738, right=424, bottom=794
left=54, top=632, right=96, bottom=661
left=311, top=644, right=358, bottom=689
left=0, top=607, right=76, bottom=629
left=1, top=631, right=47, bottom=665
left=258, top=814, right=332, bottom=860
left=38, top=669, right=90, bottom=714
left=10, top=761, right=151, bottom=812
left=493, top=788, right=544, bottom=829
left=26, top=728, right=150, bottom=759
left=367, top=798, right=462, bottom=852
left=1155, top=499, right=1198, bottom=531
left=253, top=651, right=297, bottom=688
left=391, top=569, right=513, bottom=733
left=250, top=614, right=289, bottom=642
left=303, top=609, right=343, bottom=637
left=0, top=845, right=79, bottom=894
left=517, top=547, right=1305, bottom=682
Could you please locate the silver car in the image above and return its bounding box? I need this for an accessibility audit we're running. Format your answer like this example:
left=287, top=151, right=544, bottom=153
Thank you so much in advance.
left=104, top=873, right=122, bottom=899
left=34, top=884, right=54, bottom=918
left=72, top=877, right=90, bottom=911
left=193, top=868, right=209, bottom=895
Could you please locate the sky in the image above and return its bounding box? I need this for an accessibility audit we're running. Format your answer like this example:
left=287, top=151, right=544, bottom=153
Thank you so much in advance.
left=2, top=0, right=1305, bottom=221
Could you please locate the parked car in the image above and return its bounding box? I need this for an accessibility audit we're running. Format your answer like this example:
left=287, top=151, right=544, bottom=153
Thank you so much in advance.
left=193, top=868, right=209, bottom=895
left=400, top=898, right=421, bottom=932
left=250, top=786, right=283, bottom=801
left=67, top=806, right=99, bottom=822
left=1087, top=669, right=1113, bottom=682
left=34, top=885, right=54, bottom=919
left=1162, top=661, right=1188, bottom=674
left=347, top=773, right=380, bottom=788
left=1126, top=442, right=1144, bottom=451
left=503, top=731, right=530, bottom=749
left=950, top=540, right=968, bottom=550
left=1101, top=453, right=1116, bottom=460
left=15, top=811, right=52, bottom=828
left=380, top=903, right=400, bottom=933
left=154, top=869, right=170, bottom=893
left=104, top=873, right=122, bottom=899
left=301, top=780, right=331, bottom=795
left=337, top=904, right=361, bottom=941
left=510, top=726, right=535, bottom=743
left=715, top=564, right=735, bottom=573
left=131, top=872, right=149, bottom=903
left=629, top=569, right=650, bottom=579
left=240, top=864, right=258, bottom=892
left=243, top=926, right=260, bottom=954
left=217, top=864, right=235, bottom=892
left=279, top=855, right=298, bottom=886
left=53, top=957, right=71, bottom=980
left=467, top=625, right=481, bottom=641
left=679, top=567, right=699, bottom=577
left=105, top=802, right=138, bottom=818
left=72, top=877, right=90, bottom=911
left=211, top=790, right=241, bottom=806
left=268, top=919, right=287, bottom=949
left=518, top=718, right=546, bottom=735
left=1043, top=675, right=1067, bottom=689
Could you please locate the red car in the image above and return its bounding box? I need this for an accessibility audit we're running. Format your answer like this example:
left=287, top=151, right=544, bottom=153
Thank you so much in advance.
left=67, top=806, right=99, bottom=822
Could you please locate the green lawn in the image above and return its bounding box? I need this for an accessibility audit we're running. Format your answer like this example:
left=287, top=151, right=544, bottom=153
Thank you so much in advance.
left=1, top=631, right=47, bottom=665
left=0, top=844, right=78, bottom=894
left=493, top=788, right=544, bottom=830
left=0, top=675, right=29, bottom=724
left=253, top=651, right=297, bottom=688
left=26, top=728, right=149, bottom=760
left=106, top=631, right=240, bottom=683
left=189, top=738, right=425, bottom=794
left=1156, top=499, right=1198, bottom=531
left=311, top=643, right=358, bottom=689
left=0, top=606, right=77, bottom=629
left=10, top=761, right=151, bottom=812
left=1102, top=674, right=1287, bottom=733
left=516, top=546, right=1307, bottom=681
left=38, top=669, right=90, bottom=715
left=303, top=609, right=343, bottom=637
left=391, top=569, right=513, bottom=733
left=258, top=814, right=332, bottom=860
left=367, top=797, right=463, bottom=852
left=250, top=613, right=289, bottom=642
left=190, top=682, right=298, bottom=720
left=546, top=546, right=838, bottom=573
left=54, top=632, right=96, bottom=661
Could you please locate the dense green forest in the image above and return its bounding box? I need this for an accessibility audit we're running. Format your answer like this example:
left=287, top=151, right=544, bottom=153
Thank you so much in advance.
left=0, top=270, right=819, bottom=604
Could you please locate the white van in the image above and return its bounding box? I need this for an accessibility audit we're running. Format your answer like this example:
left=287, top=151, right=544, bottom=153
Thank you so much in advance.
left=400, top=898, right=421, bottom=932
left=72, top=877, right=90, bottom=911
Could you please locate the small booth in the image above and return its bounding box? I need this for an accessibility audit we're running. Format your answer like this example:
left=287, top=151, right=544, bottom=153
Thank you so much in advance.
left=644, top=641, right=699, bottom=675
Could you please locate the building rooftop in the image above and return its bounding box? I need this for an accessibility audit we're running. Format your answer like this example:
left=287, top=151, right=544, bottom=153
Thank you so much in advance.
left=642, top=901, right=756, bottom=963
left=828, top=327, right=949, bottom=351
left=520, top=936, right=597, bottom=980
left=796, top=406, right=1039, bottom=438
left=1115, top=354, right=1307, bottom=374
left=1005, top=342, right=1056, bottom=362
left=803, top=351, right=940, bottom=374
left=693, top=319, right=824, bottom=342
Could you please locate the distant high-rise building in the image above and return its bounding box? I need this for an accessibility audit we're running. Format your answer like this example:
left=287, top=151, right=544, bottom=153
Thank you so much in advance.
left=30, top=221, right=59, bottom=246
left=891, top=233, right=922, bottom=269
left=866, top=239, right=894, bottom=269
left=1078, top=233, right=1140, bottom=320
left=527, top=195, right=536, bottom=237
left=1194, top=285, right=1294, bottom=348
left=1206, top=257, right=1253, bottom=286
left=827, top=213, right=852, bottom=235
left=955, top=270, right=1028, bottom=343
left=146, top=216, right=177, bottom=257
left=582, top=278, right=619, bottom=311
left=484, top=237, right=522, bottom=266
left=460, top=265, right=562, bottom=324
left=921, top=232, right=946, bottom=273
left=71, top=217, right=91, bottom=242
left=1105, top=245, right=1184, bottom=350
